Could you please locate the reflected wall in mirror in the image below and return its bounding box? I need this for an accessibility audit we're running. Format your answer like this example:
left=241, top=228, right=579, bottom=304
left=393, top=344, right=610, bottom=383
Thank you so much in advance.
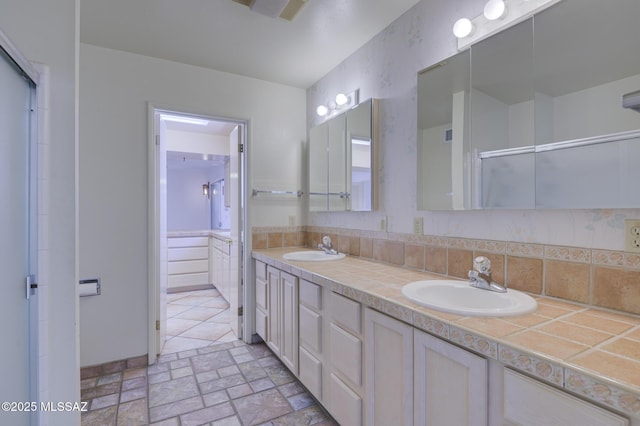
left=417, top=0, right=640, bottom=210
left=309, top=98, right=378, bottom=212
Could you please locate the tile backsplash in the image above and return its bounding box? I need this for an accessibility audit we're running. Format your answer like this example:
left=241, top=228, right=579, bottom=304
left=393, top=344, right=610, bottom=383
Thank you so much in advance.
left=252, top=226, right=640, bottom=316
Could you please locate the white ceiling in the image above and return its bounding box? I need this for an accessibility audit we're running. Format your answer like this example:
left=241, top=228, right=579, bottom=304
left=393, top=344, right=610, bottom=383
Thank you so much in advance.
left=79, top=0, right=421, bottom=89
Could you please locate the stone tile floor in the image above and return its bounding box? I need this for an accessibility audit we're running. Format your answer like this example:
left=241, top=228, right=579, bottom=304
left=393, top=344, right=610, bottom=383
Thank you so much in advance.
left=163, top=288, right=238, bottom=354
left=81, top=288, right=337, bottom=425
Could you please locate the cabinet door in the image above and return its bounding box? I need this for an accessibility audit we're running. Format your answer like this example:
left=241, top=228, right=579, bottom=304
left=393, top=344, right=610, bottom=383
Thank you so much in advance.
left=280, top=271, right=298, bottom=374
left=414, top=329, right=487, bottom=426
left=503, top=369, right=629, bottom=426
left=266, top=266, right=281, bottom=355
left=365, top=308, right=413, bottom=426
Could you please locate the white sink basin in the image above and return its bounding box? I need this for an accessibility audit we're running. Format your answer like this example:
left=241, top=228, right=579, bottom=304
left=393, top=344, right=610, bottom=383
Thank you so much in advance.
left=282, top=251, right=346, bottom=262
left=401, top=280, right=537, bottom=317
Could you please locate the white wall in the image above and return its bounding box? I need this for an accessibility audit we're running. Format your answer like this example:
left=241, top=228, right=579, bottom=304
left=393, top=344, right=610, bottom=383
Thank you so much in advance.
left=79, top=43, right=306, bottom=366
left=0, top=1, right=79, bottom=425
left=307, top=0, right=640, bottom=251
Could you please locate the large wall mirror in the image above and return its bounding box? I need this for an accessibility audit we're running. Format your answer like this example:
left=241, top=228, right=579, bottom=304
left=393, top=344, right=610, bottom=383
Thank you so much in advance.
left=418, top=0, right=640, bottom=210
left=309, top=98, right=378, bottom=212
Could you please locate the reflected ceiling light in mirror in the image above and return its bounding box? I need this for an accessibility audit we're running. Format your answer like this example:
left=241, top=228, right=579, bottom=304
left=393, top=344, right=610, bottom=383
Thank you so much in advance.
left=484, top=0, right=507, bottom=20
left=316, top=89, right=360, bottom=119
left=454, top=0, right=561, bottom=50
left=453, top=18, right=474, bottom=38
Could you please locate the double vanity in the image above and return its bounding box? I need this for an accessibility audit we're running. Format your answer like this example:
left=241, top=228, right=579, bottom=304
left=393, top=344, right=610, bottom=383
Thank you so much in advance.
left=253, top=248, right=640, bottom=425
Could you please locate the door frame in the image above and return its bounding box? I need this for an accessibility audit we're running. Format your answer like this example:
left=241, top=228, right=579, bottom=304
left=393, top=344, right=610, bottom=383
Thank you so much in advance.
left=147, top=103, right=250, bottom=363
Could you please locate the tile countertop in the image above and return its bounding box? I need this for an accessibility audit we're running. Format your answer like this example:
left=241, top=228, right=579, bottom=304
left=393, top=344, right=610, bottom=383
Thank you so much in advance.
left=253, top=248, right=640, bottom=419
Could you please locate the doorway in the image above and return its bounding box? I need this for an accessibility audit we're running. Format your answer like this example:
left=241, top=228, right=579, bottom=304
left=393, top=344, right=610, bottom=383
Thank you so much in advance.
left=148, top=106, right=247, bottom=360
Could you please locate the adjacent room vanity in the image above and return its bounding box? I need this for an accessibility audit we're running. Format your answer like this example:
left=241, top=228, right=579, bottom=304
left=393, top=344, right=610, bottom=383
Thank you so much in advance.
left=253, top=248, right=640, bottom=426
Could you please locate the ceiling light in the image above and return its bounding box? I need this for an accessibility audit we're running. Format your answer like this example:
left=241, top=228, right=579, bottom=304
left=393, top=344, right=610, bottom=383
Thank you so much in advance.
left=160, top=114, right=209, bottom=126
left=484, top=0, right=507, bottom=20
left=453, top=18, right=474, bottom=38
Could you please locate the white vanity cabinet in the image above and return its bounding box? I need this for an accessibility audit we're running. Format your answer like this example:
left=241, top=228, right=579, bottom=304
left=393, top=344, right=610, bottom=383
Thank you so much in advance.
left=264, top=266, right=299, bottom=375
left=364, top=308, right=487, bottom=426
left=328, top=292, right=365, bottom=426
left=502, top=369, right=629, bottom=426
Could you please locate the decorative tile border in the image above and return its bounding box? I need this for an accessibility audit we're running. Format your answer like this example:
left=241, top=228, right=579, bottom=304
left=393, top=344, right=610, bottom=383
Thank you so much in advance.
left=499, top=345, right=563, bottom=387
left=565, top=368, right=640, bottom=418
left=449, top=326, right=498, bottom=359
left=544, top=245, right=591, bottom=264
left=413, top=312, right=450, bottom=340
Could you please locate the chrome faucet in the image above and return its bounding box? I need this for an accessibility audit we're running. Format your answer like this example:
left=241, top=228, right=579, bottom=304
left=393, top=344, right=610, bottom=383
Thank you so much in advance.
left=318, top=235, right=338, bottom=255
left=468, top=256, right=507, bottom=293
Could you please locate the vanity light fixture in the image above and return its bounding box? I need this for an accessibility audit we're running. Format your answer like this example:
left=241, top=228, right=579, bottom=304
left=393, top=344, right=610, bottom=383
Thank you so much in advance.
left=453, top=0, right=561, bottom=50
left=453, top=18, right=474, bottom=38
left=483, top=0, right=507, bottom=20
left=202, top=182, right=210, bottom=199
left=315, top=89, right=360, bottom=119
left=316, top=105, right=329, bottom=117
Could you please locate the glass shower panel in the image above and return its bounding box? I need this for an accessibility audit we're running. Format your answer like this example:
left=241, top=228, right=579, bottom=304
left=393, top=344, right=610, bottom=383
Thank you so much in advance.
left=536, top=136, right=640, bottom=208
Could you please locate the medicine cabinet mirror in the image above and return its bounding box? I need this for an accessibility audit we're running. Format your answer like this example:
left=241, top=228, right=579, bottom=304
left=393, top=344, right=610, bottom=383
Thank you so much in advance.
left=309, top=98, right=378, bottom=212
left=417, top=0, right=640, bottom=210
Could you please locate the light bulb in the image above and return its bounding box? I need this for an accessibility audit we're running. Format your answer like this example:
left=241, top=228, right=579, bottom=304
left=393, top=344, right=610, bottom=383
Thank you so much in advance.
left=316, top=105, right=328, bottom=117
left=335, top=93, right=349, bottom=106
left=453, top=18, right=474, bottom=38
left=484, top=0, right=506, bottom=20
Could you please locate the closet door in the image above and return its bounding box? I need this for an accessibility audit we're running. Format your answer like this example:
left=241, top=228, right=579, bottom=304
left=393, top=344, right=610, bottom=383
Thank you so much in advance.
left=0, top=42, right=39, bottom=426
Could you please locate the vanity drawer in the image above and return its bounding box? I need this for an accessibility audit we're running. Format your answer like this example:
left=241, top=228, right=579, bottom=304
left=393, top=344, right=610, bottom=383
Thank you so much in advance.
left=330, top=323, right=361, bottom=387
left=299, top=346, right=322, bottom=399
left=330, top=292, right=361, bottom=334
left=299, top=304, right=322, bottom=353
left=255, top=308, right=267, bottom=341
left=255, top=275, right=267, bottom=311
left=299, top=279, right=321, bottom=310
left=255, top=260, right=267, bottom=281
left=329, top=373, right=362, bottom=426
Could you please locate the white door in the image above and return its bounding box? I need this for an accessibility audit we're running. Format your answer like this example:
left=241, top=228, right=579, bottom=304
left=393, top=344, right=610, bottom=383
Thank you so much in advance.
left=0, top=45, right=38, bottom=425
left=228, top=125, right=243, bottom=337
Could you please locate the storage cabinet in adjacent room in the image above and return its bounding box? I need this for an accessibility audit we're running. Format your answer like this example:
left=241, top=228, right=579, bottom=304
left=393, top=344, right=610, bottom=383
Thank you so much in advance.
left=167, top=236, right=209, bottom=291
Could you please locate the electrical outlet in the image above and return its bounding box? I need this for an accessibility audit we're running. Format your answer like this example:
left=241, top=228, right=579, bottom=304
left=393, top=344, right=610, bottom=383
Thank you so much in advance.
left=288, top=215, right=296, bottom=226
left=380, top=215, right=387, bottom=232
left=624, top=219, right=640, bottom=253
left=413, top=217, right=424, bottom=235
